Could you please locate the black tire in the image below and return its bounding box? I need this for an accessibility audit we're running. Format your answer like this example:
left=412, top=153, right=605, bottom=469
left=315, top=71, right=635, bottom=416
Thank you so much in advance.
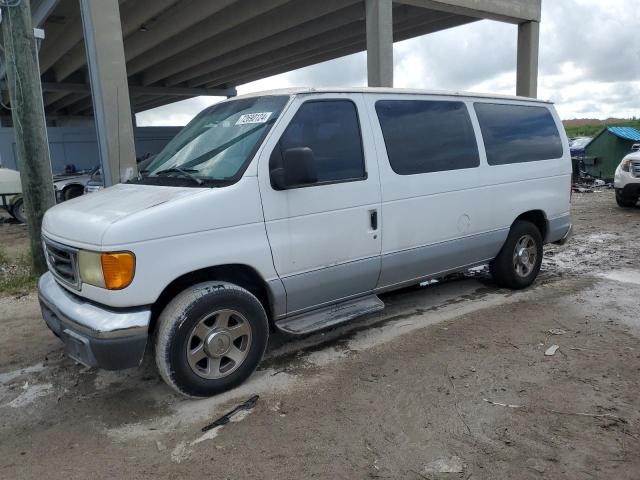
left=63, top=184, right=84, bottom=201
left=10, top=197, right=26, bottom=224
left=490, top=220, right=543, bottom=290
left=155, top=281, right=269, bottom=397
left=616, top=192, right=637, bottom=208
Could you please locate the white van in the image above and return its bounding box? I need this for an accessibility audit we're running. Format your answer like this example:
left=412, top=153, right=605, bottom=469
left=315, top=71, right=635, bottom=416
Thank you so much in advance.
left=38, top=88, right=572, bottom=397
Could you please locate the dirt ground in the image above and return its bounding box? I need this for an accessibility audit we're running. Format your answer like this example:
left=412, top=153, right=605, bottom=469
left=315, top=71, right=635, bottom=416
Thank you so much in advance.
left=1, top=191, right=640, bottom=479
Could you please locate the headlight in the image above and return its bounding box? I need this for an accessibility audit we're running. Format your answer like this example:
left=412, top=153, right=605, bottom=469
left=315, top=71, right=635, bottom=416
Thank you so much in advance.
left=621, top=158, right=632, bottom=172
left=78, top=250, right=135, bottom=290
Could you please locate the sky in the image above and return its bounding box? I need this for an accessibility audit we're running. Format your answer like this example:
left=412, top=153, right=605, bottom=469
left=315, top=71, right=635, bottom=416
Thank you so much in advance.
left=136, top=0, right=640, bottom=127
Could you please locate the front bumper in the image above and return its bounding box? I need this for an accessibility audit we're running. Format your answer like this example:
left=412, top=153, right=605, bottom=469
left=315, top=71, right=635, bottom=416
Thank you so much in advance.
left=38, top=272, right=150, bottom=370
left=617, top=184, right=640, bottom=199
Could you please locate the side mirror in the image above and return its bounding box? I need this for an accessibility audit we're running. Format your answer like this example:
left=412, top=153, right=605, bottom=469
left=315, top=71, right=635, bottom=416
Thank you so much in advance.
left=271, top=147, right=317, bottom=190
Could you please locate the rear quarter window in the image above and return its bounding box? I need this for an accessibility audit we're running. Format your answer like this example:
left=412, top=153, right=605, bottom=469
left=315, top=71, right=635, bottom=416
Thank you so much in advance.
left=375, top=100, right=480, bottom=175
left=474, top=103, right=564, bottom=166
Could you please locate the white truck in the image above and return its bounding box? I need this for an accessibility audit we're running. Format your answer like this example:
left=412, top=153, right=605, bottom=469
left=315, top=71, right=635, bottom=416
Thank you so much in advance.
left=38, top=88, right=572, bottom=397
left=614, top=152, right=640, bottom=207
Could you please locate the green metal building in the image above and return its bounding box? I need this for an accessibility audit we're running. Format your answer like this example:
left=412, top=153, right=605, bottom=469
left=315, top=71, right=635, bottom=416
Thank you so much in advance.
left=584, top=127, right=640, bottom=180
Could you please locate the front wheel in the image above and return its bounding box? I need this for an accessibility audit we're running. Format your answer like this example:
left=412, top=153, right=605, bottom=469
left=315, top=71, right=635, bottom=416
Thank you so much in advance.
left=490, top=220, right=543, bottom=290
left=616, top=192, right=637, bottom=208
left=155, top=282, right=269, bottom=397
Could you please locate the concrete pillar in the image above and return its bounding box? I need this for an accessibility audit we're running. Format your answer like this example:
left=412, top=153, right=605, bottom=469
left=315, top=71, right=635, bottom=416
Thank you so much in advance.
left=366, top=0, right=393, bottom=87
left=80, top=0, right=137, bottom=186
left=516, top=20, right=539, bottom=98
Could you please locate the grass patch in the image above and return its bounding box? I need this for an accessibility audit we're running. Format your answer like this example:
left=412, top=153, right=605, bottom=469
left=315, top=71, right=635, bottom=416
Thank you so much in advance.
left=0, top=247, right=38, bottom=297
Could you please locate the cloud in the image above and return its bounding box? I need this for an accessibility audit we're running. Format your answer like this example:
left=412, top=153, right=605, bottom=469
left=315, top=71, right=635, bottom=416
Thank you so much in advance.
left=137, top=0, right=640, bottom=126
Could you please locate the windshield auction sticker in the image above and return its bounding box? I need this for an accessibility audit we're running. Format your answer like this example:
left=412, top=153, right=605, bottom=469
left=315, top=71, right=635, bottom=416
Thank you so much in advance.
left=236, top=112, right=272, bottom=125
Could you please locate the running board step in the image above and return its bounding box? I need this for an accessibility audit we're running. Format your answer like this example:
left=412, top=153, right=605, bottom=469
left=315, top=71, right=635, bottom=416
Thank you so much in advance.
left=275, top=295, right=385, bottom=335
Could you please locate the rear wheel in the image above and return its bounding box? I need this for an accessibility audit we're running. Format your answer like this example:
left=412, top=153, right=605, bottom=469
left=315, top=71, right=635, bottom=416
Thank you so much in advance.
left=155, top=281, right=269, bottom=397
left=490, top=220, right=543, bottom=290
left=616, top=191, right=637, bottom=208
left=10, top=198, right=26, bottom=224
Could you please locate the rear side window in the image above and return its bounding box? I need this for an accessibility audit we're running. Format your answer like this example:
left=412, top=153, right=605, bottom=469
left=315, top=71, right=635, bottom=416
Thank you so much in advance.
left=375, top=100, right=480, bottom=175
left=474, top=103, right=564, bottom=165
left=275, top=100, right=365, bottom=184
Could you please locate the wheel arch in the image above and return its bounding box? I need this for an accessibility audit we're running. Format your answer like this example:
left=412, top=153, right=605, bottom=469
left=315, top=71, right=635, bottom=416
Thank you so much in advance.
left=62, top=182, right=84, bottom=192
left=512, top=209, right=548, bottom=241
left=149, top=264, right=277, bottom=334
left=61, top=182, right=85, bottom=200
left=8, top=193, right=23, bottom=210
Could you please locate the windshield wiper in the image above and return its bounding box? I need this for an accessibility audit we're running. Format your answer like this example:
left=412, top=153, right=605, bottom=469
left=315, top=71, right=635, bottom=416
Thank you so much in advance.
left=154, top=166, right=204, bottom=185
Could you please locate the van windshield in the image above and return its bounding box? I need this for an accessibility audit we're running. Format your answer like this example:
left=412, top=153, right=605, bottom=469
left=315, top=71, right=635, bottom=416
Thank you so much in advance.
left=140, top=95, right=289, bottom=186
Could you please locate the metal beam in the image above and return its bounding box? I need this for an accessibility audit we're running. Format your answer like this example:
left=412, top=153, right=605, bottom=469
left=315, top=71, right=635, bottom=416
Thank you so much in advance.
left=31, top=0, right=61, bottom=27
left=134, top=95, right=189, bottom=113
left=140, top=0, right=361, bottom=85
left=1, top=81, right=237, bottom=97
left=43, top=91, right=67, bottom=107
left=80, top=0, right=137, bottom=186
left=199, top=8, right=443, bottom=89
left=170, top=3, right=366, bottom=87
left=127, top=0, right=288, bottom=76
left=124, top=0, right=238, bottom=63
left=366, top=0, right=393, bottom=87
left=46, top=92, right=89, bottom=112
left=38, top=14, right=84, bottom=73
left=67, top=97, right=94, bottom=115
left=516, top=20, right=539, bottom=97
left=207, top=14, right=475, bottom=89
left=395, top=0, right=540, bottom=23
left=53, top=0, right=181, bottom=81
left=38, top=0, right=132, bottom=74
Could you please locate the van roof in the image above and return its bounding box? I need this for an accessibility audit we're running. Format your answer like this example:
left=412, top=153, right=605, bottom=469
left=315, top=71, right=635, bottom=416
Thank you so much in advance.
left=234, top=87, right=553, bottom=104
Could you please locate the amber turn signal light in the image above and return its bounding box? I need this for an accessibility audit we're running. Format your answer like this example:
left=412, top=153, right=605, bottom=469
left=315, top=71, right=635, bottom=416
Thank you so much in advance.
left=101, top=252, right=135, bottom=290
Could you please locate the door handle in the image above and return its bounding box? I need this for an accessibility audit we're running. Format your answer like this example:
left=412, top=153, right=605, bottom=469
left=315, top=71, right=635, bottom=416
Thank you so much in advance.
left=370, top=210, right=378, bottom=230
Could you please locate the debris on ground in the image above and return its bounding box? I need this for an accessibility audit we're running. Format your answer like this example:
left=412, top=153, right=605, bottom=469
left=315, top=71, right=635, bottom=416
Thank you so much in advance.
left=545, top=345, right=560, bottom=356
left=548, top=328, right=567, bottom=335
left=483, top=398, right=524, bottom=408
left=423, top=456, right=465, bottom=474
left=201, top=395, right=259, bottom=432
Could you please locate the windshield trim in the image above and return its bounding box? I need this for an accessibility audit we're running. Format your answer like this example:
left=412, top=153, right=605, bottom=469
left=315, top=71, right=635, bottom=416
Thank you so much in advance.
left=138, top=94, right=293, bottom=188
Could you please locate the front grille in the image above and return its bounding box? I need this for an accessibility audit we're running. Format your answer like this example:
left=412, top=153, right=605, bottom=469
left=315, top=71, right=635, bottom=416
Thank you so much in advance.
left=43, top=238, right=80, bottom=289
left=632, top=160, right=640, bottom=178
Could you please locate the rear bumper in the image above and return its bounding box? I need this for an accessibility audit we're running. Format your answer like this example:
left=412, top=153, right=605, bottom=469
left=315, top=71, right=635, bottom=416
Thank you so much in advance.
left=547, top=214, right=572, bottom=245
left=38, top=272, right=150, bottom=370
left=552, top=223, right=572, bottom=246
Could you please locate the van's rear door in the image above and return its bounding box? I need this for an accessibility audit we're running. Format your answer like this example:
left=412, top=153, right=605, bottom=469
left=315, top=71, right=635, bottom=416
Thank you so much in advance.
left=258, top=93, right=382, bottom=315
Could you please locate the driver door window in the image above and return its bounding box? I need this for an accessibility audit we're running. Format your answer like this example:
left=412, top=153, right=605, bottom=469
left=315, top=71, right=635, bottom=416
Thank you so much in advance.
left=269, top=100, right=366, bottom=186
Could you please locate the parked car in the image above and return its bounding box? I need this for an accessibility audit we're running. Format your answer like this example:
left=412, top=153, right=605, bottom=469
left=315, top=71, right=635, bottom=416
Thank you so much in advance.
left=0, top=167, right=25, bottom=222
left=53, top=169, right=94, bottom=201
left=83, top=167, right=103, bottom=194
left=614, top=152, right=640, bottom=207
left=0, top=167, right=94, bottom=223
left=38, top=88, right=572, bottom=397
left=84, top=156, right=156, bottom=194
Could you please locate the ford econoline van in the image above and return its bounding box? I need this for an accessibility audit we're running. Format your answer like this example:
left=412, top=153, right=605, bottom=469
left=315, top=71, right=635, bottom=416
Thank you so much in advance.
left=38, top=88, right=572, bottom=397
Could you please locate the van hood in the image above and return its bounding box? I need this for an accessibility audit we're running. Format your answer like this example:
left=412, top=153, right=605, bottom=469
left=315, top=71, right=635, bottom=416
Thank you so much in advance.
left=42, top=183, right=205, bottom=246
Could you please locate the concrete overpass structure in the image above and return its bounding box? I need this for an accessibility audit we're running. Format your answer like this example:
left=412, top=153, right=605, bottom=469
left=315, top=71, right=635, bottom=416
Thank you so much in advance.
left=2, top=0, right=542, bottom=185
